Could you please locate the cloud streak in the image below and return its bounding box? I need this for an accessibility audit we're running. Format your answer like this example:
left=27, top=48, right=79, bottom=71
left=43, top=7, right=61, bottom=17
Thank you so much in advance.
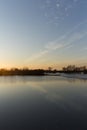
left=25, top=20, right=87, bottom=63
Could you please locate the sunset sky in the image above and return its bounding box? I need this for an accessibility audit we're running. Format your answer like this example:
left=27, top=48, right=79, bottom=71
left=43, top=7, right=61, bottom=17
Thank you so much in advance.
left=0, top=0, right=87, bottom=69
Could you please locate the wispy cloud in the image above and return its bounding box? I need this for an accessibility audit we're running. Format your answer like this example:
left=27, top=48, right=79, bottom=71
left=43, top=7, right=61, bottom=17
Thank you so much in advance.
left=26, top=50, right=49, bottom=62
left=45, top=41, right=69, bottom=50
left=26, top=42, right=69, bottom=63
left=82, top=47, right=87, bottom=51
left=25, top=20, right=87, bottom=63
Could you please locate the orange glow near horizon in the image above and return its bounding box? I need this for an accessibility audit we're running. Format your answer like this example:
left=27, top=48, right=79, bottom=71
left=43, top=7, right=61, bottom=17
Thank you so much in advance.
left=0, top=58, right=87, bottom=70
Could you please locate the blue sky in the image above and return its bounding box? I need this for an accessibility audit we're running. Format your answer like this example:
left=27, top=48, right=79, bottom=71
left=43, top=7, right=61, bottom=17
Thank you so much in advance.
left=0, top=0, right=87, bottom=69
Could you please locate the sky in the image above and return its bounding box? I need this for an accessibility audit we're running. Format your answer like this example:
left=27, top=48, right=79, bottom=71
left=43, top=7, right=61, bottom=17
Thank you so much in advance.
left=0, top=0, right=87, bottom=69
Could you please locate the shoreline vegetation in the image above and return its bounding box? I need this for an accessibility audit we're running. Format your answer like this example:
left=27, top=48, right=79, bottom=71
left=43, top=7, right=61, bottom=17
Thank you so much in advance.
left=0, top=65, right=87, bottom=76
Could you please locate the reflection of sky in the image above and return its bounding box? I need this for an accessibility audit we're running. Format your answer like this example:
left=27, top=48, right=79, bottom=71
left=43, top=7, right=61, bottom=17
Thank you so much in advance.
left=0, top=77, right=87, bottom=130
left=0, top=76, right=87, bottom=113
left=0, top=0, right=87, bottom=69
left=0, top=76, right=87, bottom=129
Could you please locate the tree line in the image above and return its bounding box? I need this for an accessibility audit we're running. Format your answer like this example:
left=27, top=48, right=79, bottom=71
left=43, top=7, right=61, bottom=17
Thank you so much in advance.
left=0, top=68, right=45, bottom=76
left=62, top=65, right=87, bottom=74
left=0, top=65, right=87, bottom=76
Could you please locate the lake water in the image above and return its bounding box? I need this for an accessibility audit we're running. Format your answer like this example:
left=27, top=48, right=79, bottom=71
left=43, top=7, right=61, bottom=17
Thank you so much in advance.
left=0, top=76, right=87, bottom=130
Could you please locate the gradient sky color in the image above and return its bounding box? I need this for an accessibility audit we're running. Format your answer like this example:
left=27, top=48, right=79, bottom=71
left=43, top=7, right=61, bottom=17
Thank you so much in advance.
left=0, top=0, right=87, bottom=69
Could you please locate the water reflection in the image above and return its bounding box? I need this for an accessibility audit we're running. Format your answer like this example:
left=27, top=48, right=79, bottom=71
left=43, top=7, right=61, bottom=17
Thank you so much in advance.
left=0, top=76, right=87, bottom=130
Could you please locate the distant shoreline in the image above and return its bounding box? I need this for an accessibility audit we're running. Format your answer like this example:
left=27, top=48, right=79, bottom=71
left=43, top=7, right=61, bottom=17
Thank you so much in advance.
left=0, top=73, right=87, bottom=80
left=0, top=65, right=87, bottom=76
